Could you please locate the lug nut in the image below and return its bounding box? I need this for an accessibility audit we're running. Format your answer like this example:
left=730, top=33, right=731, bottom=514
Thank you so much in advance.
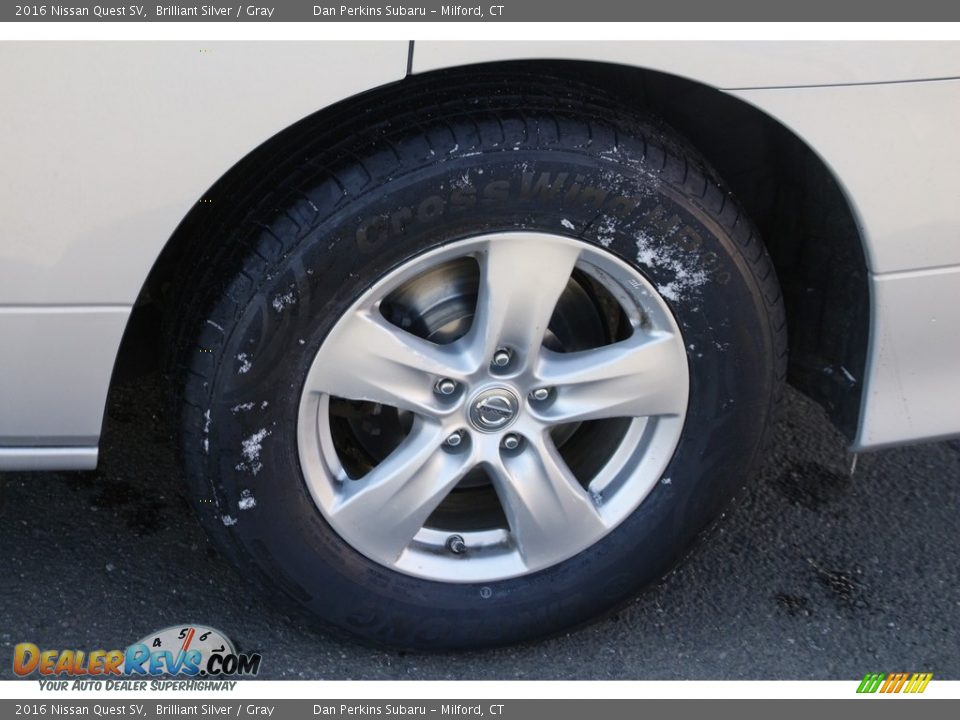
left=492, top=348, right=512, bottom=367
left=531, top=387, right=551, bottom=401
left=445, top=431, right=464, bottom=448
left=435, top=378, right=457, bottom=396
left=502, top=433, right=521, bottom=451
left=446, top=535, right=466, bottom=554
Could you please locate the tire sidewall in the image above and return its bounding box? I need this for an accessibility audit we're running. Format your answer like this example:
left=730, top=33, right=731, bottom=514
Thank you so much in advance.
left=195, top=147, right=776, bottom=648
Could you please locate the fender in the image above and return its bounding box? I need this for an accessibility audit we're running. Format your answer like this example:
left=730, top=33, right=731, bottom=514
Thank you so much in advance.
left=412, top=42, right=960, bottom=449
left=0, top=42, right=408, bottom=464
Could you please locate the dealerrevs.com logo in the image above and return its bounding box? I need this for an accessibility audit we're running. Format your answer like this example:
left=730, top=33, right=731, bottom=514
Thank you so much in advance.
left=13, top=625, right=261, bottom=689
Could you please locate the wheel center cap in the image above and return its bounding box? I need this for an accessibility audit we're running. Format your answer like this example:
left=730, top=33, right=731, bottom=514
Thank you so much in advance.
left=468, top=387, right=520, bottom=432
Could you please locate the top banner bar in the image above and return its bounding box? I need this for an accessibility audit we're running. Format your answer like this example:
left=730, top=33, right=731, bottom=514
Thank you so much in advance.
left=6, top=1, right=960, bottom=22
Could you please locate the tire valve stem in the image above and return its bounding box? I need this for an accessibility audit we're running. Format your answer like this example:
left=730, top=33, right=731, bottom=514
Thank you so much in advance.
left=446, top=535, right=467, bottom=555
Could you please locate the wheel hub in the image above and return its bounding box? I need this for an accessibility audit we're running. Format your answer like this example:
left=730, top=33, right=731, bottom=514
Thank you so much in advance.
left=468, top=387, right=520, bottom=432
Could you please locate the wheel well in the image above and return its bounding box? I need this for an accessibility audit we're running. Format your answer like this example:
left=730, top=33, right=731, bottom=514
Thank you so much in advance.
left=115, top=60, right=869, bottom=441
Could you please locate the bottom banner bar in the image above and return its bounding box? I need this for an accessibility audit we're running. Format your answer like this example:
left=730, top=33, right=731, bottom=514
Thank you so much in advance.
left=2, top=699, right=958, bottom=720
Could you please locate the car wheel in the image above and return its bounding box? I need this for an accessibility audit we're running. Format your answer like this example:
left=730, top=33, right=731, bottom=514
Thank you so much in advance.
left=176, top=78, right=786, bottom=649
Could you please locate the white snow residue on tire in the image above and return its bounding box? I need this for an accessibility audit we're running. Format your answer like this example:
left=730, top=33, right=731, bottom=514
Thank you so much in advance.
left=239, top=490, right=257, bottom=511
left=272, top=291, right=296, bottom=313
left=241, top=428, right=271, bottom=475
left=635, top=231, right=708, bottom=303
left=236, top=353, right=252, bottom=374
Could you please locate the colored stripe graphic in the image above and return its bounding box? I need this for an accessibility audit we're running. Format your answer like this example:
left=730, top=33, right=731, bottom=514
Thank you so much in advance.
left=857, top=672, right=932, bottom=694
left=857, top=673, right=885, bottom=693
left=905, top=673, right=933, bottom=694
left=888, top=673, right=909, bottom=693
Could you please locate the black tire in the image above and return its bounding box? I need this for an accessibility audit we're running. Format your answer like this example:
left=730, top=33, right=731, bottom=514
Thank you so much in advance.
left=175, top=74, right=786, bottom=650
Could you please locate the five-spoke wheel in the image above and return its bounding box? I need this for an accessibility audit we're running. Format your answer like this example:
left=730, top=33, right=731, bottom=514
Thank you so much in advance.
left=298, top=233, right=689, bottom=582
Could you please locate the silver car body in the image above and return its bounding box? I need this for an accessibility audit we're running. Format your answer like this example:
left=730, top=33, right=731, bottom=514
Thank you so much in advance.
left=1, top=41, right=958, bottom=469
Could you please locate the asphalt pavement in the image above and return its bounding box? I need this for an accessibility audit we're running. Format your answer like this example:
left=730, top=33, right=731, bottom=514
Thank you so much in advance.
left=1, top=371, right=958, bottom=680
